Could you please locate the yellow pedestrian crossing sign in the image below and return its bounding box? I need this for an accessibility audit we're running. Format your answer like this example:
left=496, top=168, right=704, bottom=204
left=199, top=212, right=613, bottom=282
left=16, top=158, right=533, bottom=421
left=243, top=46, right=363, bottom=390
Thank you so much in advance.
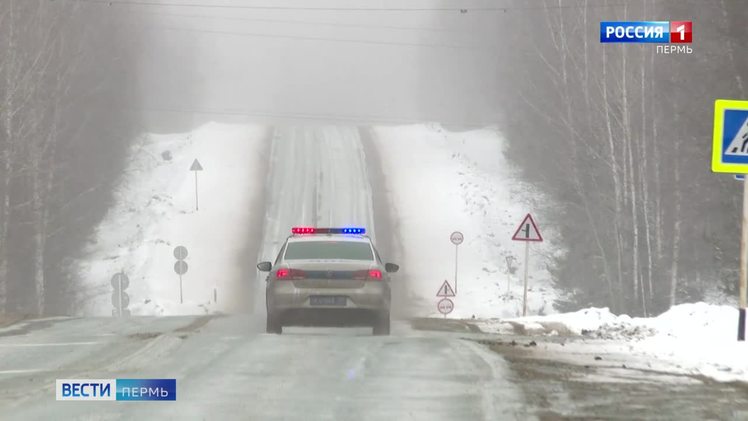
left=712, top=99, right=748, bottom=173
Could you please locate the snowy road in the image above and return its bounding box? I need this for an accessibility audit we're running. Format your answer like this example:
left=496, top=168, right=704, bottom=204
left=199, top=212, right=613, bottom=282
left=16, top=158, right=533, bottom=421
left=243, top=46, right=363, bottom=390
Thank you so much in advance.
left=0, top=316, right=527, bottom=420
left=3, top=317, right=748, bottom=419
left=253, top=126, right=377, bottom=312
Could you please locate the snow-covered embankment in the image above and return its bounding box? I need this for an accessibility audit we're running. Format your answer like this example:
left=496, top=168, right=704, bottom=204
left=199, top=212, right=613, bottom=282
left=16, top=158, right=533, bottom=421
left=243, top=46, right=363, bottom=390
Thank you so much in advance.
left=74, top=123, right=269, bottom=315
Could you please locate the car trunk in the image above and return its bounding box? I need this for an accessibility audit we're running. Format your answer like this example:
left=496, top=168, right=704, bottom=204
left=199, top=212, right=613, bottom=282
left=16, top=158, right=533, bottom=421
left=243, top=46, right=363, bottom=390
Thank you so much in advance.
left=286, top=260, right=375, bottom=289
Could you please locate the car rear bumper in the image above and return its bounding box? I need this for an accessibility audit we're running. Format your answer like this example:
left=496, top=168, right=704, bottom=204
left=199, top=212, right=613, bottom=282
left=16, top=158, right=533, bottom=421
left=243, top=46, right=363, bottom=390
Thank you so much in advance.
left=277, top=308, right=382, bottom=327
left=267, top=281, right=390, bottom=326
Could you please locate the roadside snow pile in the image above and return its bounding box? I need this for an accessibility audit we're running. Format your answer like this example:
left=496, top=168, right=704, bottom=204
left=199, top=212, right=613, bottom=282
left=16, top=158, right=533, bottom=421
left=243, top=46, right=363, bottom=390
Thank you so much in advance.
left=479, top=302, right=748, bottom=382
left=480, top=303, right=735, bottom=340
left=73, top=122, right=268, bottom=316
left=371, top=124, right=561, bottom=319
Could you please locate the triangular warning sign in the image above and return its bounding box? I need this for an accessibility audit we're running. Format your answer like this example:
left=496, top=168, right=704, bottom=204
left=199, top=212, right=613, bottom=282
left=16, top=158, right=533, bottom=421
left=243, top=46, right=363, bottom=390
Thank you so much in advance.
left=436, top=280, right=456, bottom=297
left=190, top=159, right=204, bottom=171
left=511, top=213, right=543, bottom=242
left=725, top=116, right=748, bottom=156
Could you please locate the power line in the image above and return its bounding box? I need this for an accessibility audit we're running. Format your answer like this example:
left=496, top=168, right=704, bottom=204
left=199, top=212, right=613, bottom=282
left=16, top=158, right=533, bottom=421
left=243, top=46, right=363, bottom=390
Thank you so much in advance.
left=130, top=23, right=487, bottom=50
left=122, top=10, right=464, bottom=33
left=63, top=0, right=631, bottom=13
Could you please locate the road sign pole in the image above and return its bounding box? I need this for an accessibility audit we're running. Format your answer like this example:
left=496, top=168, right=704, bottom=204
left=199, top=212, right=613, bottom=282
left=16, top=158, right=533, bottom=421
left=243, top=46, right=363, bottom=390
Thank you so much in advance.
left=194, top=171, right=199, bottom=211
left=118, top=277, right=123, bottom=317
left=190, top=159, right=203, bottom=212
left=740, top=178, right=748, bottom=341
left=179, top=274, right=184, bottom=304
left=454, top=244, right=459, bottom=295
left=522, top=241, right=529, bottom=317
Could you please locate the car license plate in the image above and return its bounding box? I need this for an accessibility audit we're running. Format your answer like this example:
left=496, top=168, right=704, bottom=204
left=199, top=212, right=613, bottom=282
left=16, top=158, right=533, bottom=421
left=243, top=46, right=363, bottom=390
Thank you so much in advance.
left=310, top=296, right=347, bottom=306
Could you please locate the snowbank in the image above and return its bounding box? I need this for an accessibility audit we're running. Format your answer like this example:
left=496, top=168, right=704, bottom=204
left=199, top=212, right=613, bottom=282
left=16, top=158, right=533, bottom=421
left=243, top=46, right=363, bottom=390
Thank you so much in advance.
left=73, top=122, right=269, bottom=316
left=479, top=302, right=748, bottom=383
left=371, top=123, right=561, bottom=319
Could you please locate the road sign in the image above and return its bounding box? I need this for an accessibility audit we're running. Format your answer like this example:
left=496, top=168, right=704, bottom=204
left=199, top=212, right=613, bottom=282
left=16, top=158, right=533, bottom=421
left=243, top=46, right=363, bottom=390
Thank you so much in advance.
left=436, top=280, right=456, bottom=297
left=174, top=246, right=188, bottom=260
left=112, top=291, right=129, bottom=308
left=737, top=174, right=745, bottom=181
left=512, top=213, right=543, bottom=317
left=190, top=159, right=203, bottom=172
left=712, top=99, right=748, bottom=174
left=512, top=214, right=543, bottom=242
left=110, top=273, right=129, bottom=290
left=190, top=159, right=203, bottom=211
left=715, top=101, right=748, bottom=341
left=437, top=298, right=454, bottom=315
left=174, top=260, right=189, bottom=275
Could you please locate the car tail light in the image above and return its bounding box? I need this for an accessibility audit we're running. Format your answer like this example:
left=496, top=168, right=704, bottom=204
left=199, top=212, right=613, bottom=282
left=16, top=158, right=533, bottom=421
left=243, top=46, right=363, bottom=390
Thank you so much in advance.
left=276, top=268, right=306, bottom=280
left=353, top=269, right=383, bottom=280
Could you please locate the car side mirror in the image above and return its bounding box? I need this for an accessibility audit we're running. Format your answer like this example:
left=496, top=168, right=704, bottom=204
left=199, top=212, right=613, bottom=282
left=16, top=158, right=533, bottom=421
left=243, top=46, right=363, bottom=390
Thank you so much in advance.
left=257, top=261, right=272, bottom=272
left=385, top=263, right=399, bottom=273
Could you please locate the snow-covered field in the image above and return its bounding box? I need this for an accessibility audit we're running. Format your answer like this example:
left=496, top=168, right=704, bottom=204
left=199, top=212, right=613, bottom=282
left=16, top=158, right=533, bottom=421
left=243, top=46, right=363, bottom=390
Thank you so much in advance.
left=477, top=302, right=748, bottom=383
left=73, top=123, right=268, bottom=315
left=371, top=124, right=561, bottom=319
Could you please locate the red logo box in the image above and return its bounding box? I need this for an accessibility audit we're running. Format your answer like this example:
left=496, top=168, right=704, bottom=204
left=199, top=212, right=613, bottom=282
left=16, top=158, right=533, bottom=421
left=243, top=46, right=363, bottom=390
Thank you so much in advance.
left=670, top=21, right=692, bottom=43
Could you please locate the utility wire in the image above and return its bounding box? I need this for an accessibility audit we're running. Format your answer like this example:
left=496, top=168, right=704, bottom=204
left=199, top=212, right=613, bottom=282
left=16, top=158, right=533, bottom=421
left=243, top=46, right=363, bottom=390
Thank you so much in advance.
left=131, top=23, right=485, bottom=49
left=61, top=0, right=632, bottom=13
left=121, top=10, right=464, bottom=33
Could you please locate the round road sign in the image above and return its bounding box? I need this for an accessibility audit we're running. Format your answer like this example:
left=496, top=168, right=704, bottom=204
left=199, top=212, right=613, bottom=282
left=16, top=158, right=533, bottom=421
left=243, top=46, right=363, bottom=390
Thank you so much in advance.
left=450, top=231, right=464, bottom=245
left=437, top=298, right=454, bottom=315
left=174, top=246, right=189, bottom=260
left=111, top=291, right=130, bottom=308
left=110, top=273, right=129, bottom=290
left=174, top=260, right=189, bottom=275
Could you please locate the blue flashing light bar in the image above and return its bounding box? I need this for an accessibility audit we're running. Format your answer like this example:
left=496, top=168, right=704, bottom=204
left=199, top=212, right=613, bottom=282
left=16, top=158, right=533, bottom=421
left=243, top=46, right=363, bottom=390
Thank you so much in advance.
left=291, top=227, right=366, bottom=235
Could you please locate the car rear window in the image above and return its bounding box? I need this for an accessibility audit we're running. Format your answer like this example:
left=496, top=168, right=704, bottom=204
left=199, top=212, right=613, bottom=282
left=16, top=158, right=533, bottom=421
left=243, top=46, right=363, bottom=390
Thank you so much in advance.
left=284, top=241, right=374, bottom=260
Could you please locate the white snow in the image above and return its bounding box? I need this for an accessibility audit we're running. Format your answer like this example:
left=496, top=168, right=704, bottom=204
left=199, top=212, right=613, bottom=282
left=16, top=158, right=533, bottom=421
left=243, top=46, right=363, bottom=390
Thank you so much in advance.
left=478, top=302, right=748, bottom=383
left=73, top=122, right=269, bottom=316
left=73, top=122, right=561, bottom=321
left=371, top=123, right=561, bottom=319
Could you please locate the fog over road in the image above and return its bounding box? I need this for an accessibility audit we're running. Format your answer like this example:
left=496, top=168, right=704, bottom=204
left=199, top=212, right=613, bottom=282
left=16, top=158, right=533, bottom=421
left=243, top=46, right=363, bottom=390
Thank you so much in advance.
left=253, top=126, right=379, bottom=312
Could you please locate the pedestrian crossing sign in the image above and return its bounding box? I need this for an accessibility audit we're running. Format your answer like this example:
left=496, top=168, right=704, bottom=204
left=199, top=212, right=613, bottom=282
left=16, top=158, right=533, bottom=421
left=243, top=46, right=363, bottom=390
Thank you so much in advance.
left=712, top=99, right=748, bottom=173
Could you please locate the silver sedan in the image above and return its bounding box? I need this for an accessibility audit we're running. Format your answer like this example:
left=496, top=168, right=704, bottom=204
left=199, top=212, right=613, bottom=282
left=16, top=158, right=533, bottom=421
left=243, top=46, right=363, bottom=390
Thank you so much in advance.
left=257, top=227, right=399, bottom=335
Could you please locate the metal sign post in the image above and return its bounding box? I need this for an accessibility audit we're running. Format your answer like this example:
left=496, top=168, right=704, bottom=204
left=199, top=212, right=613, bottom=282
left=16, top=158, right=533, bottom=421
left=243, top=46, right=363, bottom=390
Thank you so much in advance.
left=190, top=159, right=204, bottom=211
left=111, top=271, right=130, bottom=317
left=711, top=99, right=748, bottom=340
left=740, top=178, right=748, bottom=340
left=511, top=214, right=543, bottom=317
left=450, top=231, right=463, bottom=294
left=522, top=242, right=530, bottom=316
left=174, top=246, right=189, bottom=304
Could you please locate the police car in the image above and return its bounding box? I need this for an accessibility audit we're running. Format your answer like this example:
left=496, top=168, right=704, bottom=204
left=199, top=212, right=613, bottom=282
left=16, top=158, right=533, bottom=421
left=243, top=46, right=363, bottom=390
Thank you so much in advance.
left=257, top=227, right=398, bottom=335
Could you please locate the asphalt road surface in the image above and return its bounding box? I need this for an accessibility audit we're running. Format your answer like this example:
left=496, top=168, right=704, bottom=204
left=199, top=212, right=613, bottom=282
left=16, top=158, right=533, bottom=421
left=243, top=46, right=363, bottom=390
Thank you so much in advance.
left=3, top=316, right=748, bottom=420
left=0, top=316, right=527, bottom=420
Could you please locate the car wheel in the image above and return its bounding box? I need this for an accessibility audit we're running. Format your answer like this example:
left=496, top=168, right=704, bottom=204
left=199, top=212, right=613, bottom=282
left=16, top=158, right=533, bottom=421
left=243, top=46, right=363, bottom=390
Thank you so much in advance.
left=266, top=314, right=282, bottom=334
left=372, top=313, right=390, bottom=336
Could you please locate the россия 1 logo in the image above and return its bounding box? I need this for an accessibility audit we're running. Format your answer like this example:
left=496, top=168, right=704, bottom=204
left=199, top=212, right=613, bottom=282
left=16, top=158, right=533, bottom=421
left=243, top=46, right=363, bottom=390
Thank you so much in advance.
left=600, top=21, right=693, bottom=54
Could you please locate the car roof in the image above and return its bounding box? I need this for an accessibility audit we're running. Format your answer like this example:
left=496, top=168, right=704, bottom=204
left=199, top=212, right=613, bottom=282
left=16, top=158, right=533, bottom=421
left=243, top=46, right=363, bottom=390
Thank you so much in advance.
left=286, top=234, right=372, bottom=244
